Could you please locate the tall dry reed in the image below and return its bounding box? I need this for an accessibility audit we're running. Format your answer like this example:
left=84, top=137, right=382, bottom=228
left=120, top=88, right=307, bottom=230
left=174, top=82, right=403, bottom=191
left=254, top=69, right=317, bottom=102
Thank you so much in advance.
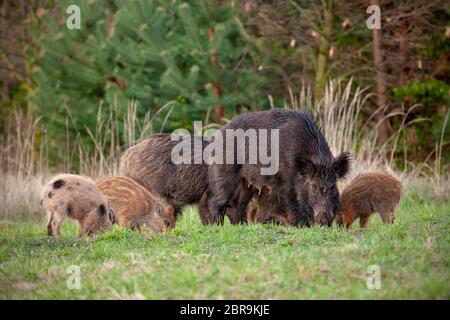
left=285, top=79, right=449, bottom=197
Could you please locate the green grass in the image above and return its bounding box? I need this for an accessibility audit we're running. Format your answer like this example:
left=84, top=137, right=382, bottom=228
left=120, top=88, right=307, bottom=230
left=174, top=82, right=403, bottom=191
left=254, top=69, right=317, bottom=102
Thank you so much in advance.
left=0, top=192, right=449, bottom=299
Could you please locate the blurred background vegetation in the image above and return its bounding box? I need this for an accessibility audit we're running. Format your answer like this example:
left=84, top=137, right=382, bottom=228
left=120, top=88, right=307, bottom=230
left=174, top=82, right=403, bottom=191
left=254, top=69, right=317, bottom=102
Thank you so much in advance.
left=0, top=0, right=449, bottom=172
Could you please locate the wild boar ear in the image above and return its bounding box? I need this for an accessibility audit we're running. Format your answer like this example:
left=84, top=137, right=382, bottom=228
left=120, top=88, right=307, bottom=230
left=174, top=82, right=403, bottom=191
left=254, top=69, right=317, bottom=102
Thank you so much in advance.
left=296, top=156, right=315, bottom=176
left=333, top=152, right=351, bottom=179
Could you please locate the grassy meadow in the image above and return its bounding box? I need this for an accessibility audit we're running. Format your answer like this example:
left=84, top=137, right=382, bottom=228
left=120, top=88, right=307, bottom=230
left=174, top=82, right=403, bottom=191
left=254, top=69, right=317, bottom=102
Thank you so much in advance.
left=1, top=190, right=448, bottom=299
left=1, top=1, right=449, bottom=302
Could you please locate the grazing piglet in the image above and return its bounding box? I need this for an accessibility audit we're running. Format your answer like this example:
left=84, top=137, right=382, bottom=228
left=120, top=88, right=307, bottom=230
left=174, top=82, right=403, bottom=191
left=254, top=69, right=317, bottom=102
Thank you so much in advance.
left=96, top=176, right=175, bottom=231
left=246, top=187, right=296, bottom=226
left=335, top=172, right=403, bottom=228
left=40, top=174, right=114, bottom=237
left=225, top=179, right=295, bottom=226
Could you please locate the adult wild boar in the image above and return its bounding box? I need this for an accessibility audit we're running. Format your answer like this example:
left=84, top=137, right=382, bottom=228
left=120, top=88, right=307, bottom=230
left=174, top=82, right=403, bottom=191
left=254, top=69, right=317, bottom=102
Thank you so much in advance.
left=207, top=109, right=351, bottom=227
left=119, top=133, right=210, bottom=222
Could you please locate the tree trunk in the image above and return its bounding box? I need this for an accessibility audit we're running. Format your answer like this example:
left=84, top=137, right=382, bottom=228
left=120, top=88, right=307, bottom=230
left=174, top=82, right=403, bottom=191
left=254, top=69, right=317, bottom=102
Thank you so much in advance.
left=314, top=1, right=334, bottom=102
left=371, top=0, right=391, bottom=142
left=213, top=84, right=223, bottom=122
left=208, top=28, right=224, bottom=123
left=398, top=23, right=408, bottom=86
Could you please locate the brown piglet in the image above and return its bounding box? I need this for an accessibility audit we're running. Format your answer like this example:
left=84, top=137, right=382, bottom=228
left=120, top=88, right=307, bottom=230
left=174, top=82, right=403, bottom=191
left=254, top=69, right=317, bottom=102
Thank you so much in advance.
left=96, top=176, right=175, bottom=231
left=336, top=172, right=403, bottom=228
left=245, top=186, right=296, bottom=226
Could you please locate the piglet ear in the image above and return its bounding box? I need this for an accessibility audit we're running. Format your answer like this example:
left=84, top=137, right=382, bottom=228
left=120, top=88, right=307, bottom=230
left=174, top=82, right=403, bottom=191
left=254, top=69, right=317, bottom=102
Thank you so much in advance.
left=296, top=156, right=315, bottom=176
left=109, top=208, right=116, bottom=224
left=333, top=152, right=351, bottom=179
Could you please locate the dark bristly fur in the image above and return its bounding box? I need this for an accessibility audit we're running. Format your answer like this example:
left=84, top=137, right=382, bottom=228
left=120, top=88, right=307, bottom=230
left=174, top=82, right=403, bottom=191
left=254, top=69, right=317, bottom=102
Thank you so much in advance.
left=208, top=109, right=351, bottom=227
left=119, top=134, right=210, bottom=220
left=335, top=172, right=403, bottom=228
left=221, top=179, right=254, bottom=224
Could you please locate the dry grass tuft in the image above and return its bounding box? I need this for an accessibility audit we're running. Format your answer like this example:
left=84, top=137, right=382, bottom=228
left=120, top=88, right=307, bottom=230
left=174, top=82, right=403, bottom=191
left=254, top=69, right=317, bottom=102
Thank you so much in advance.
left=0, top=174, right=46, bottom=217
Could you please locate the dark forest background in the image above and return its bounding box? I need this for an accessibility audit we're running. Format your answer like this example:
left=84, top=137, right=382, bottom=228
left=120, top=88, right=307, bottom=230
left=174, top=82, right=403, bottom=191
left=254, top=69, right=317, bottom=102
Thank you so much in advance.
left=0, top=0, right=449, bottom=171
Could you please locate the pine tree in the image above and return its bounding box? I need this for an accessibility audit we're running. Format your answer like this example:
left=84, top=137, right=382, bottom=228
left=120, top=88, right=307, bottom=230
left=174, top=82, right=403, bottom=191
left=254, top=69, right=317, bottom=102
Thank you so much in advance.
left=29, top=0, right=265, bottom=143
